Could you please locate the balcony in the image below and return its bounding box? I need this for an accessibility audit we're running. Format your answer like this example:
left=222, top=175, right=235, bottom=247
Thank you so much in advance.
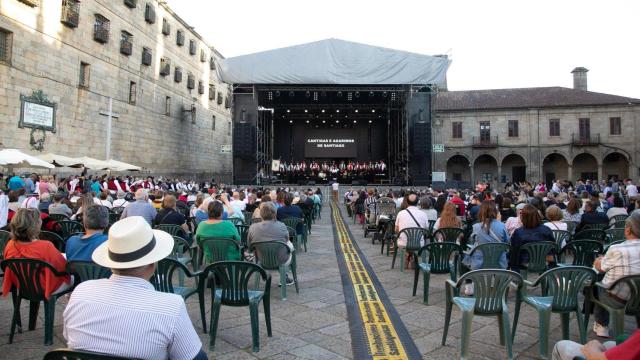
left=145, top=3, right=156, bottom=24
left=124, top=0, right=137, bottom=8
left=472, top=136, right=498, bottom=148
left=187, top=74, right=195, bottom=90
left=93, top=27, right=109, bottom=44
left=572, top=133, right=600, bottom=146
left=60, top=2, right=79, bottom=28
left=198, top=81, right=205, bottom=94
left=141, top=48, right=152, bottom=66
left=120, top=40, right=132, bottom=56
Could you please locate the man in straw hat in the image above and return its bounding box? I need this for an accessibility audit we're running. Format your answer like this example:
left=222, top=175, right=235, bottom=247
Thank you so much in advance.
left=63, top=216, right=207, bottom=360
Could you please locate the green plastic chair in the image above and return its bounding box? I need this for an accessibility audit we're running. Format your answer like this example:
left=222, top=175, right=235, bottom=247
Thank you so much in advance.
left=57, top=220, right=84, bottom=241
left=551, top=230, right=572, bottom=248
left=39, top=231, right=66, bottom=252
left=169, top=235, right=196, bottom=285
left=442, top=269, right=523, bottom=360
left=559, top=240, right=603, bottom=267
left=562, top=221, right=578, bottom=234
left=66, top=260, right=111, bottom=285
left=48, top=214, right=69, bottom=222
left=198, top=237, right=242, bottom=267
left=0, top=229, right=12, bottom=257
left=202, top=261, right=272, bottom=352
left=392, top=227, right=429, bottom=273
left=605, top=228, right=625, bottom=244
left=154, top=224, right=189, bottom=244
left=413, top=242, right=461, bottom=304
left=150, top=258, right=206, bottom=333
left=43, top=349, right=138, bottom=360
left=518, top=241, right=559, bottom=279
left=610, top=214, right=628, bottom=224
left=251, top=241, right=299, bottom=300
left=1, top=258, right=73, bottom=345
left=573, top=229, right=607, bottom=243
left=582, top=223, right=610, bottom=231
left=584, top=274, right=640, bottom=339
left=512, top=266, right=596, bottom=359
left=610, top=220, right=626, bottom=230
left=242, top=211, right=253, bottom=223
left=433, top=227, right=464, bottom=243
left=463, top=242, right=511, bottom=270
left=380, top=219, right=396, bottom=255
left=284, top=225, right=300, bottom=253
left=108, top=212, right=120, bottom=225
left=236, top=224, right=250, bottom=248
left=228, top=218, right=244, bottom=226
left=282, top=218, right=306, bottom=252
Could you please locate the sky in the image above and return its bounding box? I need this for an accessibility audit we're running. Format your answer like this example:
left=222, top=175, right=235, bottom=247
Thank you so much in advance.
left=166, top=0, right=640, bottom=98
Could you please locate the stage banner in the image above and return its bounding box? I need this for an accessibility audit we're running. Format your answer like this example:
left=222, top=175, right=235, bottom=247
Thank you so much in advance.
left=304, top=129, right=357, bottom=158
left=272, top=159, right=281, bottom=172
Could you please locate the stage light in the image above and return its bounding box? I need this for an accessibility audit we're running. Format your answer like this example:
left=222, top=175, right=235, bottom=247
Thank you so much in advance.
left=306, top=120, right=310, bottom=123
left=313, top=92, right=318, bottom=101
left=305, top=91, right=310, bottom=98
left=289, top=91, right=295, bottom=97
left=353, top=120, right=357, bottom=123
left=275, top=91, right=280, bottom=97
left=369, top=91, right=374, bottom=97
left=372, top=109, right=376, bottom=113
left=347, top=92, right=353, bottom=101
left=369, top=120, right=373, bottom=123
left=286, top=109, right=290, bottom=113
left=304, top=109, right=308, bottom=113
left=355, top=91, right=360, bottom=98
left=336, top=109, right=340, bottom=113
left=289, top=120, right=293, bottom=124
left=336, top=120, right=339, bottom=123
left=321, top=109, right=325, bottom=113
left=354, top=109, right=358, bottom=113
left=322, top=120, right=326, bottom=123
left=345, top=115, right=348, bottom=118
left=321, top=91, right=326, bottom=97
left=382, top=91, right=387, bottom=97
left=391, top=92, right=397, bottom=101
left=337, top=91, right=343, bottom=97
left=268, top=91, right=273, bottom=100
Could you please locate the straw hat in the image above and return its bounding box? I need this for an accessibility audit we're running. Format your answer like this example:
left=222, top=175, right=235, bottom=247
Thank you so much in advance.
left=92, top=216, right=173, bottom=269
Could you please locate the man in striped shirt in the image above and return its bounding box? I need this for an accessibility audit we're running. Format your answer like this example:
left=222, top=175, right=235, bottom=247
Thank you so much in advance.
left=592, top=210, right=640, bottom=338
left=63, top=216, right=207, bottom=360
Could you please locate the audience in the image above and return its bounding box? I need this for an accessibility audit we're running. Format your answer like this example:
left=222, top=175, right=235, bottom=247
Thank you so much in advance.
left=509, top=204, right=555, bottom=272
left=121, top=189, right=157, bottom=225
left=65, top=205, right=109, bottom=262
left=196, top=200, right=241, bottom=263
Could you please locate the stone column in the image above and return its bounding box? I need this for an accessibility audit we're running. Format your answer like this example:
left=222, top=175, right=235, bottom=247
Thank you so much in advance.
left=598, top=164, right=603, bottom=182
left=470, top=164, right=475, bottom=185
left=497, top=165, right=502, bottom=187
left=568, top=165, right=573, bottom=182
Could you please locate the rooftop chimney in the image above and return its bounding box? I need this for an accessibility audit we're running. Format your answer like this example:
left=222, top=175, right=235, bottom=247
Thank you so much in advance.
left=571, top=67, right=589, bottom=91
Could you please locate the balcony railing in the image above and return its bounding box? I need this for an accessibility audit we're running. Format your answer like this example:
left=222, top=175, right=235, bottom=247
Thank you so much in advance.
left=472, top=136, right=498, bottom=148
left=60, top=2, right=79, bottom=28
left=572, top=133, right=600, bottom=146
left=120, top=40, right=132, bottom=56
left=93, top=27, right=109, bottom=44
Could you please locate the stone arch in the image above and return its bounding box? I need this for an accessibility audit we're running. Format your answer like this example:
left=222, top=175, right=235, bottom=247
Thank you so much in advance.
left=573, top=152, right=599, bottom=181
left=603, top=152, right=629, bottom=181
left=473, top=154, right=498, bottom=185
left=446, top=155, right=471, bottom=183
left=500, top=153, right=527, bottom=184
left=543, top=153, right=570, bottom=186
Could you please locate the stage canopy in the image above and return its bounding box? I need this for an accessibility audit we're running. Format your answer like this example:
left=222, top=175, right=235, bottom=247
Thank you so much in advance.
left=218, top=38, right=450, bottom=85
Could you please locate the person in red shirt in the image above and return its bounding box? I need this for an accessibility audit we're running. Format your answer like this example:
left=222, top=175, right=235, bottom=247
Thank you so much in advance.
left=552, top=330, right=640, bottom=360
left=449, top=192, right=466, bottom=216
left=2, top=208, right=71, bottom=299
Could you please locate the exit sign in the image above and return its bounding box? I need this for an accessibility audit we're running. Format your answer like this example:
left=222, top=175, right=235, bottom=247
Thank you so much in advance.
left=433, top=144, right=445, bottom=152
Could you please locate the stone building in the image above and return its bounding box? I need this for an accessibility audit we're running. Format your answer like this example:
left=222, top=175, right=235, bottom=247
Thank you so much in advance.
left=433, top=68, right=640, bottom=189
left=0, top=0, right=232, bottom=180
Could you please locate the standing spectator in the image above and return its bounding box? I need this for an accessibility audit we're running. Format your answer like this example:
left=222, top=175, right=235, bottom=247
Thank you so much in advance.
left=121, top=189, right=157, bottom=225
left=65, top=205, right=109, bottom=261
left=626, top=179, right=638, bottom=198
left=509, top=204, right=555, bottom=272
left=0, top=189, right=8, bottom=229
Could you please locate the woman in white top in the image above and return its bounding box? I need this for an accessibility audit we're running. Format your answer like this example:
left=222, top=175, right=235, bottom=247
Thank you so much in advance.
left=606, top=196, right=628, bottom=225
left=93, top=191, right=113, bottom=209
left=419, top=196, right=438, bottom=221
left=543, top=205, right=567, bottom=231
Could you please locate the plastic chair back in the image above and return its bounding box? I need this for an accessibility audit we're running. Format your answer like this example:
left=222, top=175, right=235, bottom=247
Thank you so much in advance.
left=67, top=260, right=111, bottom=284
left=0, top=258, right=68, bottom=301
left=520, top=241, right=559, bottom=273
left=43, top=349, right=138, bottom=360
left=610, top=221, right=626, bottom=230
left=535, top=266, right=596, bottom=311
left=469, top=243, right=510, bottom=269
left=48, top=214, right=69, bottom=222
left=169, top=235, right=191, bottom=260
left=419, top=242, right=461, bottom=273
left=282, top=218, right=302, bottom=233
left=582, top=223, right=609, bottom=231
left=397, top=227, right=429, bottom=251
left=605, top=274, right=640, bottom=317
left=229, top=218, right=244, bottom=226
left=199, top=237, right=242, bottom=264
left=151, top=257, right=190, bottom=293
left=551, top=230, right=571, bottom=248
left=605, top=228, right=625, bottom=244
left=459, top=269, right=523, bottom=315
left=202, top=261, right=269, bottom=306
left=57, top=220, right=84, bottom=240
left=154, top=224, right=187, bottom=239
left=251, top=241, right=292, bottom=270
left=0, top=229, right=11, bottom=259
left=39, top=231, right=66, bottom=252
left=573, top=229, right=606, bottom=243
left=433, top=227, right=464, bottom=243
left=562, top=221, right=578, bottom=234
left=560, top=240, right=603, bottom=266
left=236, top=224, right=250, bottom=247
left=242, top=211, right=253, bottom=222
left=610, top=214, right=628, bottom=224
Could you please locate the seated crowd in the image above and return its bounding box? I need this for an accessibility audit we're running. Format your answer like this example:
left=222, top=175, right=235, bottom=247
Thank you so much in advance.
left=0, top=172, right=323, bottom=359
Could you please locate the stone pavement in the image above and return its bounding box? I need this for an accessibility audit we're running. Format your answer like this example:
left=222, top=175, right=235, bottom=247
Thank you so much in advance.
left=0, top=200, right=637, bottom=359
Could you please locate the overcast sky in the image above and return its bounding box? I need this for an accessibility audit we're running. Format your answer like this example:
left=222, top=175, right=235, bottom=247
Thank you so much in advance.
left=166, top=0, right=640, bottom=98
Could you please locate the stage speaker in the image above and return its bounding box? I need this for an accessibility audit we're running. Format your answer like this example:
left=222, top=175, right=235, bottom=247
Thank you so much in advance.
left=412, top=122, right=431, bottom=155
left=233, top=122, right=256, bottom=159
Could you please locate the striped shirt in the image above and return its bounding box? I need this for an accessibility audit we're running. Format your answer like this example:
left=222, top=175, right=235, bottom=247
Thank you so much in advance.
left=601, top=240, right=640, bottom=300
left=63, top=275, right=202, bottom=360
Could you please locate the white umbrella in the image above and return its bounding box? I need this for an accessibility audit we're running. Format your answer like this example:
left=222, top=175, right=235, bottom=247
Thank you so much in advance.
left=106, top=159, right=142, bottom=172
left=36, top=153, right=84, bottom=168
left=77, top=156, right=112, bottom=170
left=0, top=149, right=55, bottom=169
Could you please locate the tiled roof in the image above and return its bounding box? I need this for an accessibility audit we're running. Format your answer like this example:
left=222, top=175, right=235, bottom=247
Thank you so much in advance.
left=435, top=87, right=640, bottom=111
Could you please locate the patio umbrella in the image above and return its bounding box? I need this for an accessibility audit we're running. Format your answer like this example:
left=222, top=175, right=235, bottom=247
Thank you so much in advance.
left=0, top=149, right=55, bottom=169
left=105, top=159, right=142, bottom=172
left=77, top=156, right=112, bottom=170
left=36, top=153, right=84, bottom=168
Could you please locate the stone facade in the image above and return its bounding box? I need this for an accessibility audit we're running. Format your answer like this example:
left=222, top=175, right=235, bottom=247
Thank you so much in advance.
left=0, top=0, right=232, bottom=180
left=433, top=102, right=640, bottom=188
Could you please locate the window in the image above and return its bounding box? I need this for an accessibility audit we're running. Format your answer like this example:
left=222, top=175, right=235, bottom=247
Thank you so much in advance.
left=212, top=115, right=216, bottom=130
left=159, top=57, right=170, bottom=76
left=60, top=0, right=80, bottom=28
left=162, top=18, right=170, bottom=35
left=451, top=121, right=462, bottom=139
left=200, top=49, right=207, bottom=62
left=0, top=28, right=12, bottom=64
left=128, top=81, right=136, bottom=105
left=508, top=120, right=519, bottom=137
left=17, top=0, right=39, bottom=6
left=120, top=31, right=133, bottom=56
left=209, top=56, right=216, bottom=70
left=141, top=47, right=152, bottom=66
left=144, top=2, right=156, bottom=23
left=79, top=62, right=90, bottom=88
left=176, top=30, right=184, bottom=46
left=189, top=40, right=196, bottom=55
left=174, top=67, right=182, bottom=83
left=93, top=14, right=110, bottom=44
left=124, top=0, right=137, bottom=8
left=479, top=121, right=491, bottom=141
left=165, top=96, right=171, bottom=116
left=549, top=119, right=560, bottom=136
left=187, top=73, right=195, bottom=89
left=579, top=118, right=590, bottom=139
left=217, top=92, right=223, bottom=105
left=209, top=84, right=215, bottom=100
left=198, top=81, right=204, bottom=94
left=227, top=121, right=231, bottom=136
left=610, top=117, right=621, bottom=135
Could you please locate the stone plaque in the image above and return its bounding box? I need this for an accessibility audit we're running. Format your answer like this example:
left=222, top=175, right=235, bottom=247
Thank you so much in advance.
left=19, top=90, right=57, bottom=133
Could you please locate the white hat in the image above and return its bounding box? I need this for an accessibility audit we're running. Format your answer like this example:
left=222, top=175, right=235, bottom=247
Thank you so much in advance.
left=92, top=216, right=173, bottom=269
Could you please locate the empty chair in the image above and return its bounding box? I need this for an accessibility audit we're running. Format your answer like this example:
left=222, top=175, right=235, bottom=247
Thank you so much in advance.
left=413, top=242, right=461, bottom=304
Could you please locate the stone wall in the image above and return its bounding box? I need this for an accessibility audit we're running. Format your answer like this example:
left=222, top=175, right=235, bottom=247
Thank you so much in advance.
left=0, top=0, right=232, bottom=181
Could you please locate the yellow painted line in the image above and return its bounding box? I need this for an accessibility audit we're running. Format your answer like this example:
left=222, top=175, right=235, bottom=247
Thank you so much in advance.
left=331, top=202, right=408, bottom=360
